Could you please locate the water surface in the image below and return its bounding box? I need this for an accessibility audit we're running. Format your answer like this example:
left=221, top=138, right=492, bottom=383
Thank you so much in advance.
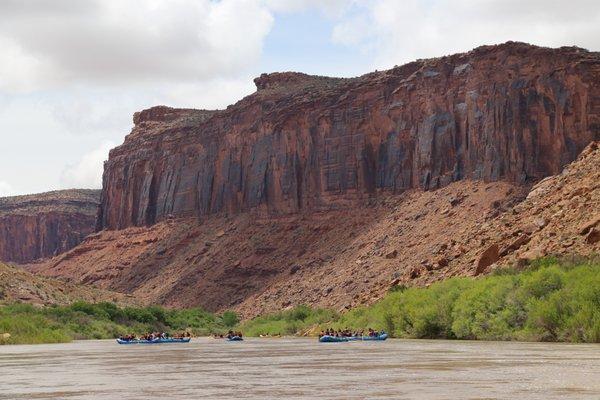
left=0, top=338, right=598, bottom=399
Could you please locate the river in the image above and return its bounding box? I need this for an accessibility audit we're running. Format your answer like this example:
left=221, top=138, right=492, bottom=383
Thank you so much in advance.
left=0, top=338, right=598, bottom=399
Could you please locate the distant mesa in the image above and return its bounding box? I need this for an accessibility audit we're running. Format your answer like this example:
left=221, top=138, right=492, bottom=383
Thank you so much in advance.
left=0, top=189, right=100, bottom=263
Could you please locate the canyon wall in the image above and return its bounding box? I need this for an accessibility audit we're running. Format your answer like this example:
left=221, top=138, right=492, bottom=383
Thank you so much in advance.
left=34, top=141, right=600, bottom=315
left=0, top=190, right=100, bottom=263
left=98, top=42, right=600, bottom=231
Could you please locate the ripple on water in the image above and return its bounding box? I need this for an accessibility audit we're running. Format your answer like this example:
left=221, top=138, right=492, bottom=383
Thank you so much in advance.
left=0, top=339, right=599, bottom=400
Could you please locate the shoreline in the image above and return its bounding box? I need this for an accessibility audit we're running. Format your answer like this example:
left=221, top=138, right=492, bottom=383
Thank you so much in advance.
left=4, top=336, right=600, bottom=347
left=2, top=256, right=599, bottom=345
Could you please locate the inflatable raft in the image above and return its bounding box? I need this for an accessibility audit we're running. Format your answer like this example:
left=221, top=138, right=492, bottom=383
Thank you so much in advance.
left=116, top=337, right=191, bottom=344
left=356, top=333, right=388, bottom=341
left=227, top=336, right=243, bottom=341
left=318, top=335, right=353, bottom=343
left=319, top=333, right=388, bottom=343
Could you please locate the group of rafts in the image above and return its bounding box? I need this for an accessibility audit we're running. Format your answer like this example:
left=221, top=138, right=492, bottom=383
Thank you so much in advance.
left=116, top=329, right=387, bottom=344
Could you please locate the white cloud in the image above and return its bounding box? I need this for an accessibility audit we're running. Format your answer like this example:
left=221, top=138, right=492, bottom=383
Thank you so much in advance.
left=331, top=0, right=600, bottom=70
left=60, top=141, right=115, bottom=189
left=0, top=0, right=276, bottom=194
left=159, top=77, right=257, bottom=109
left=265, top=0, right=352, bottom=15
left=0, top=181, right=15, bottom=197
left=0, top=37, right=47, bottom=93
left=0, top=0, right=274, bottom=92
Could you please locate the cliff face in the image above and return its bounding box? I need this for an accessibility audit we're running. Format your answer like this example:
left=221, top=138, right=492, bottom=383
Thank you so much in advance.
left=0, top=189, right=100, bottom=263
left=32, top=142, right=600, bottom=317
left=98, top=42, right=600, bottom=230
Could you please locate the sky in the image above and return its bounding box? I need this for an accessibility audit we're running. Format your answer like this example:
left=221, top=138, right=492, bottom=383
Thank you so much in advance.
left=1, top=0, right=599, bottom=196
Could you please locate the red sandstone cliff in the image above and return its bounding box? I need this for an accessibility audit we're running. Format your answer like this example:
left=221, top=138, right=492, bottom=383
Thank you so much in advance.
left=98, top=42, right=600, bottom=230
left=0, top=189, right=100, bottom=263
left=30, top=42, right=600, bottom=316
left=32, top=141, right=600, bottom=316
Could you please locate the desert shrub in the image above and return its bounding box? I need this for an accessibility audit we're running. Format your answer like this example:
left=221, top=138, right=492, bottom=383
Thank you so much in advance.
left=240, top=305, right=338, bottom=336
left=221, top=311, right=239, bottom=328
left=322, top=256, right=599, bottom=342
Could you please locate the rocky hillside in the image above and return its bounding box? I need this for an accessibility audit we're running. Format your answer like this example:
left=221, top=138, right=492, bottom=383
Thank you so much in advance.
left=469, top=140, right=600, bottom=270
left=31, top=179, right=524, bottom=315
left=0, top=189, right=100, bottom=263
left=0, top=261, right=134, bottom=306
left=30, top=42, right=600, bottom=317
left=98, top=42, right=599, bottom=230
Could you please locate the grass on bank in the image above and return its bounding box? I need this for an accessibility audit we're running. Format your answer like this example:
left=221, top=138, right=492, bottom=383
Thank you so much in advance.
left=240, top=257, right=600, bottom=343
left=238, top=305, right=338, bottom=337
left=1, top=257, right=599, bottom=344
left=0, top=302, right=238, bottom=345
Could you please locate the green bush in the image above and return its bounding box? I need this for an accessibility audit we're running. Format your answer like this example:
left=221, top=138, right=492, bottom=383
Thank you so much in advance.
left=240, top=256, right=600, bottom=343
left=0, top=302, right=228, bottom=345
left=240, top=305, right=338, bottom=336
left=336, top=256, right=600, bottom=343
left=221, top=311, right=239, bottom=328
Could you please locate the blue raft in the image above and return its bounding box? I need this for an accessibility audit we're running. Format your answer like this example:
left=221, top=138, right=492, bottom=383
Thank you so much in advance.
left=227, top=336, right=243, bottom=341
left=116, top=337, right=191, bottom=344
left=318, top=333, right=388, bottom=343
left=355, top=333, right=388, bottom=341
left=318, top=335, right=352, bottom=343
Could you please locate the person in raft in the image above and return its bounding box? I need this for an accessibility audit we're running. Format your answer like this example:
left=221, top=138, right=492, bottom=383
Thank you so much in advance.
left=319, top=329, right=358, bottom=338
left=118, top=331, right=190, bottom=341
left=318, top=328, right=384, bottom=338
left=226, top=330, right=243, bottom=339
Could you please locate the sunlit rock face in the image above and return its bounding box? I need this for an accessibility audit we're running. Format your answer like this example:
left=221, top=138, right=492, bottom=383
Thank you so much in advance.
left=98, top=42, right=600, bottom=230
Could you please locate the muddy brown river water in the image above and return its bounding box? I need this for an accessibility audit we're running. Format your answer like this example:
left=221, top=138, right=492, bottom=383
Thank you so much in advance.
left=0, top=338, right=598, bottom=399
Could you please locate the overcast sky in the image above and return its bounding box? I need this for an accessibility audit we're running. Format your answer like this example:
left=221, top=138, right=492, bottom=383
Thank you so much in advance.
left=1, top=0, right=599, bottom=196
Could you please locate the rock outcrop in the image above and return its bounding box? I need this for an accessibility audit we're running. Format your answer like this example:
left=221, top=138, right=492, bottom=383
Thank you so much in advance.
left=0, top=190, right=100, bottom=263
left=98, top=42, right=600, bottom=230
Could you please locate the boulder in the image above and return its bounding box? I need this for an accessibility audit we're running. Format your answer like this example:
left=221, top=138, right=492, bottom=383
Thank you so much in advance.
left=499, top=234, right=531, bottom=256
left=390, top=278, right=401, bottom=287
left=408, top=267, right=421, bottom=279
left=435, top=257, right=449, bottom=268
left=585, top=228, right=600, bottom=244
left=533, top=217, right=548, bottom=229
left=517, top=247, right=546, bottom=265
left=475, top=244, right=500, bottom=275
left=579, top=217, right=600, bottom=235
left=385, top=250, right=398, bottom=259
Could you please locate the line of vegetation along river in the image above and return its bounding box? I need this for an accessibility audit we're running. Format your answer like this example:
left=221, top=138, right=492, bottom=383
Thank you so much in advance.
left=1, top=257, right=599, bottom=345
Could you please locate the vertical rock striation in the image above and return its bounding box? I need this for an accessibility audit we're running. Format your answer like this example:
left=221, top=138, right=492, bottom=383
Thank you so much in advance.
left=0, top=190, right=100, bottom=263
left=98, top=42, right=600, bottom=230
